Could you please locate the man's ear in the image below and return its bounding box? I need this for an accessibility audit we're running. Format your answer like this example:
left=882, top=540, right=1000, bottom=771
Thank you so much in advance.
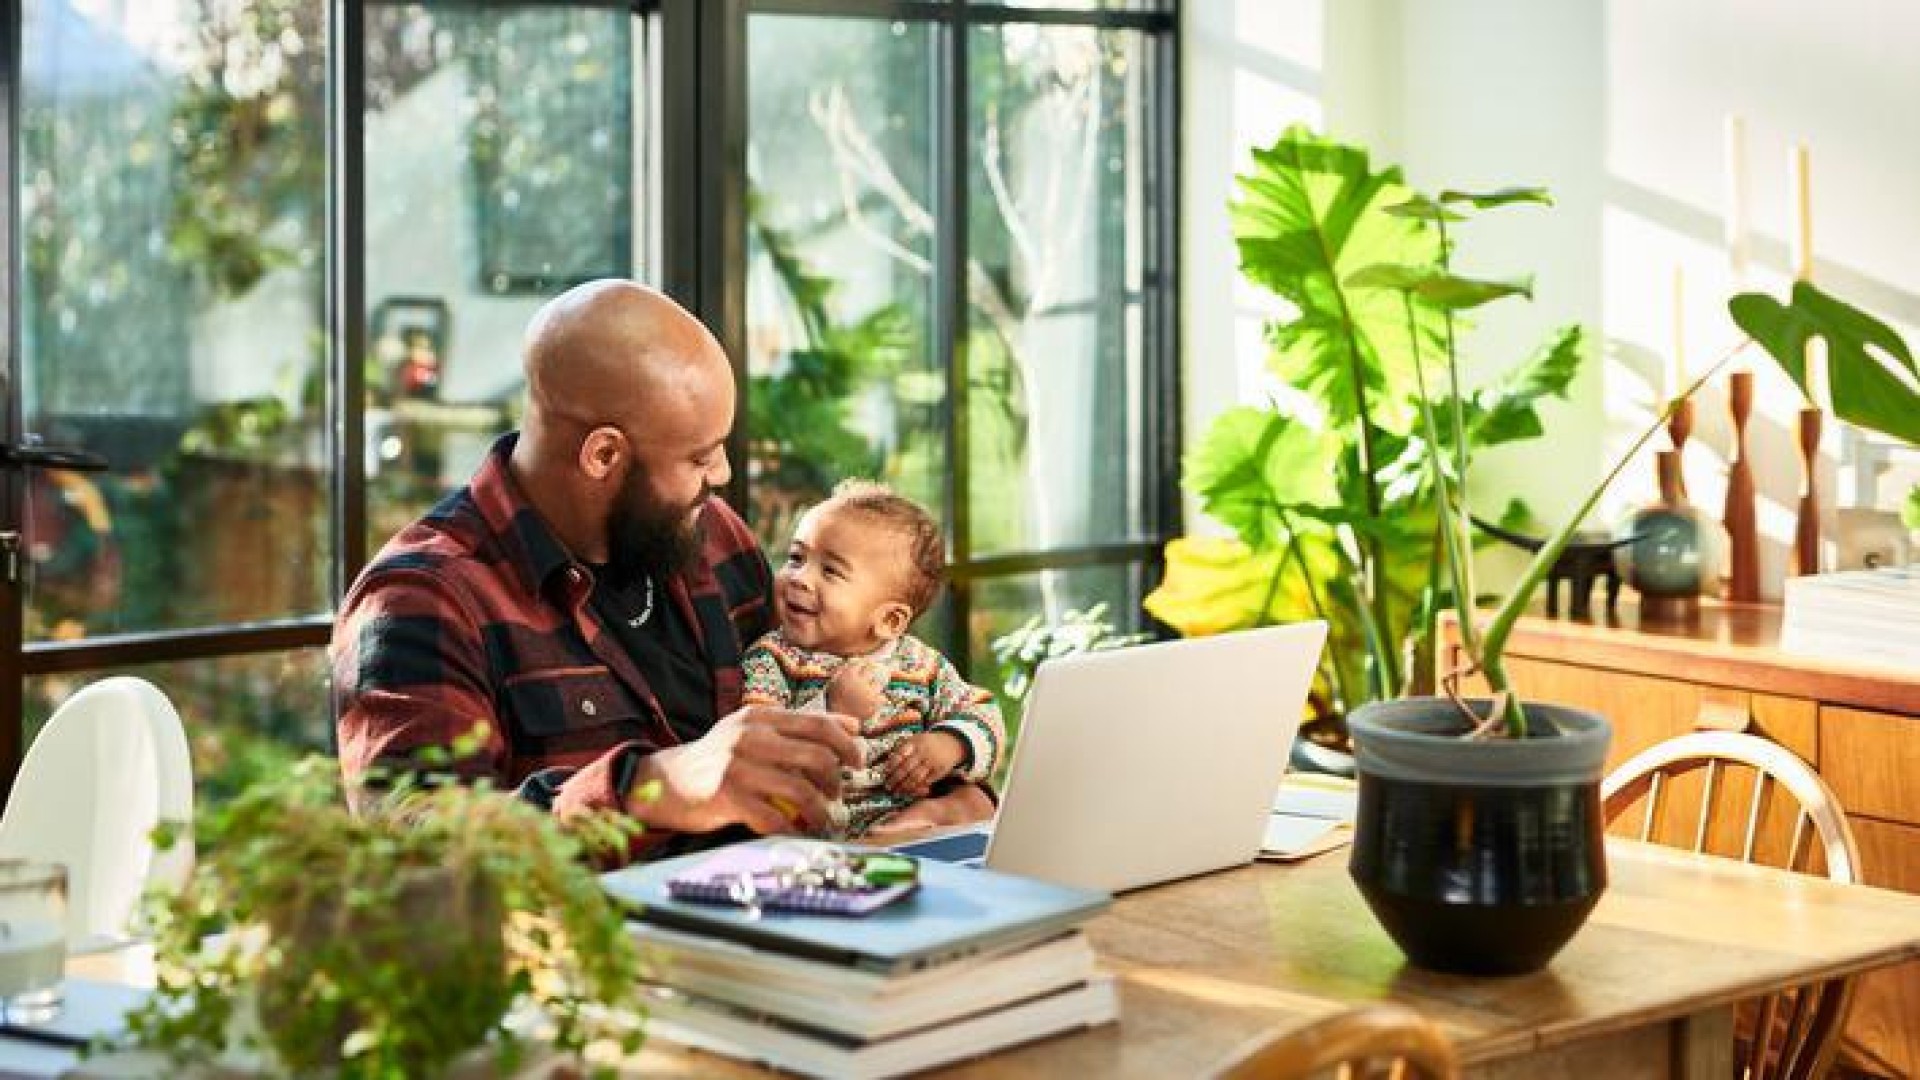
left=579, top=425, right=625, bottom=481
left=874, top=600, right=913, bottom=641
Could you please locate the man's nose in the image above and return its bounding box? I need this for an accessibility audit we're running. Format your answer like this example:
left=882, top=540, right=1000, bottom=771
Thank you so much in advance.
left=706, top=445, right=733, bottom=489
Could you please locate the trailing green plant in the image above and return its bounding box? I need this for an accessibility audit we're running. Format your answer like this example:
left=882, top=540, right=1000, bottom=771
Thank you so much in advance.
left=1145, top=127, right=1581, bottom=724
left=990, top=602, right=1150, bottom=704
left=119, top=740, right=647, bottom=1078
left=1903, top=483, right=1920, bottom=535
left=988, top=603, right=1148, bottom=767
left=1347, top=212, right=1920, bottom=738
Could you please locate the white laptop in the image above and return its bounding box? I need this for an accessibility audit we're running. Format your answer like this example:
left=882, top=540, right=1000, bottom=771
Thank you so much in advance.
left=894, top=621, right=1327, bottom=893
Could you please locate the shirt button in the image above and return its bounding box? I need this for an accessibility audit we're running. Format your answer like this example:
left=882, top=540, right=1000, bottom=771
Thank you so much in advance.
left=581, top=700, right=598, bottom=717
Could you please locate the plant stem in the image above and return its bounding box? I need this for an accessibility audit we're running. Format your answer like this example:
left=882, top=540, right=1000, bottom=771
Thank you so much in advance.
left=1435, top=219, right=1479, bottom=628
left=1401, top=292, right=1483, bottom=672
left=1320, top=235, right=1397, bottom=700
left=1279, top=508, right=1353, bottom=714
left=1480, top=338, right=1751, bottom=736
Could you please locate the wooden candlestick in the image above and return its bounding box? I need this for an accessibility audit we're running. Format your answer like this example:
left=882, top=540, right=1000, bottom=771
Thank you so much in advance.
left=1794, top=405, right=1822, bottom=576
left=1665, top=396, right=1694, bottom=500
left=1723, top=371, right=1760, bottom=602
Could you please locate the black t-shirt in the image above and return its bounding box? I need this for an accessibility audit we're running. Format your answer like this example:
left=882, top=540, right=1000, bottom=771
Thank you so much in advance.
left=587, top=568, right=716, bottom=745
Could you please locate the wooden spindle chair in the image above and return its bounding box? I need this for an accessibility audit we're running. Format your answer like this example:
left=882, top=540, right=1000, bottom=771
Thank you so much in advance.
left=1602, top=731, right=1863, bottom=1080
left=1209, top=1004, right=1459, bottom=1080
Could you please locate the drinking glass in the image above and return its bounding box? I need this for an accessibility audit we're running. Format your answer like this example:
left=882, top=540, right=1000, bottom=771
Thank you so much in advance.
left=0, top=860, right=67, bottom=1024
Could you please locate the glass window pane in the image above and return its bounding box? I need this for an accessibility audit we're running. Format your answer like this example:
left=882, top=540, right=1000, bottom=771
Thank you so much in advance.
left=26, top=649, right=332, bottom=816
left=364, top=5, right=645, bottom=549
left=969, top=2, right=1172, bottom=13
left=20, top=0, right=330, bottom=637
left=967, top=24, right=1152, bottom=555
left=967, top=563, right=1149, bottom=743
left=744, top=14, right=941, bottom=555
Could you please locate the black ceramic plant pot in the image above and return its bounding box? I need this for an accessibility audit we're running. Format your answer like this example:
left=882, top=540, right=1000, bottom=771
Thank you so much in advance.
left=1347, top=697, right=1612, bottom=976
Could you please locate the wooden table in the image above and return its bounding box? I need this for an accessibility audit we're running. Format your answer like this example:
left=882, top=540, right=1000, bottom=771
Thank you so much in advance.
left=627, top=839, right=1920, bottom=1078
left=44, top=839, right=1920, bottom=1079
left=1442, top=602, right=1920, bottom=1074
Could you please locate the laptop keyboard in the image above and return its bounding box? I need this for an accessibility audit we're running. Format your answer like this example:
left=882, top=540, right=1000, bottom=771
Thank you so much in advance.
left=892, top=829, right=990, bottom=865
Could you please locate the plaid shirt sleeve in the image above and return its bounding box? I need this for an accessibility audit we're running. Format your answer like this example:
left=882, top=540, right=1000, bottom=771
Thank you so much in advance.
left=332, top=563, right=642, bottom=820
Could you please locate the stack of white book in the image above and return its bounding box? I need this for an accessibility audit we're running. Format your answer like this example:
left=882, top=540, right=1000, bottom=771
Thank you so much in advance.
left=1781, top=567, right=1920, bottom=670
left=600, top=839, right=1118, bottom=1080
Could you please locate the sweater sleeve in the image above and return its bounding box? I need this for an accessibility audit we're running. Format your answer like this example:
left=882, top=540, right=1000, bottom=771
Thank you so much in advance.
left=741, top=634, right=795, bottom=707
left=924, top=652, right=1005, bottom=783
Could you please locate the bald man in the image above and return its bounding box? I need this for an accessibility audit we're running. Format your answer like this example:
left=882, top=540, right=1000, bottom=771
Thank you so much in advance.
left=333, top=281, right=863, bottom=860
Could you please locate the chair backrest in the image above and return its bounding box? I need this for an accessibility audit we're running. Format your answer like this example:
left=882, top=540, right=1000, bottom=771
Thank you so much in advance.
left=1601, top=730, right=1859, bottom=1080
left=1209, top=1005, right=1459, bottom=1080
left=0, top=677, right=193, bottom=949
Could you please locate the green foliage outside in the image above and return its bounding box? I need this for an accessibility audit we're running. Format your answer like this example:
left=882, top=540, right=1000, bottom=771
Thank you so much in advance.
left=988, top=602, right=1147, bottom=752
left=1904, top=484, right=1920, bottom=534
left=1146, top=127, right=1582, bottom=726
left=745, top=200, right=920, bottom=553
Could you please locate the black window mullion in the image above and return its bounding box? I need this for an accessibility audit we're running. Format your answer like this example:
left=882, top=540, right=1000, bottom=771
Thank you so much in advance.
left=0, top=0, right=23, bottom=797
left=937, top=4, right=973, bottom=667
left=663, top=0, right=750, bottom=512
left=330, top=0, right=368, bottom=598
left=1144, top=25, right=1182, bottom=550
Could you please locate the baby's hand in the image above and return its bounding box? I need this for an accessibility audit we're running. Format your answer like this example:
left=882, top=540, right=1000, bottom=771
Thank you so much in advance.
left=884, top=730, right=967, bottom=797
left=826, top=659, right=887, bottom=720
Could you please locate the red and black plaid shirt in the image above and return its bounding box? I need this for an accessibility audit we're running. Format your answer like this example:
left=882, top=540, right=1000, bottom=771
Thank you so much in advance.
left=332, top=434, right=773, bottom=857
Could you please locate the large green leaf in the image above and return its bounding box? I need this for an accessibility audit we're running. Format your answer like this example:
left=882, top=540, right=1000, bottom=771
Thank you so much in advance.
left=1438, top=186, right=1554, bottom=211
left=1467, top=324, right=1585, bottom=446
left=1729, top=282, right=1920, bottom=445
left=1346, top=264, right=1534, bottom=311
left=1232, top=127, right=1445, bottom=435
left=1184, top=406, right=1341, bottom=548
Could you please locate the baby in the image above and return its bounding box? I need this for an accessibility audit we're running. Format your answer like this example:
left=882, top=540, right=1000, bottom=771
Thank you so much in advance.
left=742, top=480, right=1003, bottom=839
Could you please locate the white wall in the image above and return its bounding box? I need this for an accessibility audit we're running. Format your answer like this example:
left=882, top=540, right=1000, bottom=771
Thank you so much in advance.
left=1182, top=0, right=1920, bottom=594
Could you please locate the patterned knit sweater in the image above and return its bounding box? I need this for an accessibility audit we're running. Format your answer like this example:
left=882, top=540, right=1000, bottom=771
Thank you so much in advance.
left=741, top=631, right=1004, bottom=837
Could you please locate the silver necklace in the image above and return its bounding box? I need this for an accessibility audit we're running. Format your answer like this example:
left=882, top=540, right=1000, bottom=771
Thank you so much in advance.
left=627, top=575, right=655, bottom=629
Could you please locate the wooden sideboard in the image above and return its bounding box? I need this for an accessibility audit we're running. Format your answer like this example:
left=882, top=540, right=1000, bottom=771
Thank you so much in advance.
left=1442, top=601, right=1920, bottom=1078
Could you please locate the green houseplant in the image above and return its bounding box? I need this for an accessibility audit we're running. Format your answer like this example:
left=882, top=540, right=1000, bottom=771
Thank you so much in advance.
left=121, top=748, right=647, bottom=1077
left=1144, top=127, right=1582, bottom=738
left=1309, top=142, right=1920, bottom=973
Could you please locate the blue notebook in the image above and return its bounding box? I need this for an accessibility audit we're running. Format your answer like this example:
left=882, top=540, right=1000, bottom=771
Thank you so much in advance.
left=601, top=838, right=1110, bottom=974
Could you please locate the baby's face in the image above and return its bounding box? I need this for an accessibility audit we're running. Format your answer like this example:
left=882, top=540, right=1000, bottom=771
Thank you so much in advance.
left=775, top=506, right=909, bottom=656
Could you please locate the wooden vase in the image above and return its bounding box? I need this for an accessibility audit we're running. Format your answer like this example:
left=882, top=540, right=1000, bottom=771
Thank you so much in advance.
left=1722, top=371, right=1760, bottom=602
left=1664, top=396, right=1694, bottom=500
left=1794, top=406, right=1822, bottom=576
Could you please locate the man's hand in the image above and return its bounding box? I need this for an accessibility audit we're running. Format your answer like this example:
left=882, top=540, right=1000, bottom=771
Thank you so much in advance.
left=825, top=658, right=886, bottom=722
left=628, top=705, right=862, bottom=835
left=882, top=729, right=967, bottom=797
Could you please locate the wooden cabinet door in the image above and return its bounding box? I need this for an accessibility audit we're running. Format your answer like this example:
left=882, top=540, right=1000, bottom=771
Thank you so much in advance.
left=1841, top=817, right=1920, bottom=1078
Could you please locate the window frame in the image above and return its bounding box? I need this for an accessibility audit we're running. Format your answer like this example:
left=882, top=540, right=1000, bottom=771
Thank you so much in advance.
left=0, top=0, right=1179, bottom=793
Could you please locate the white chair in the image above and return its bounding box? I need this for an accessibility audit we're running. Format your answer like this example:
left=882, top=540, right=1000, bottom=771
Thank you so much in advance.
left=0, top=676, right=193, bottom=950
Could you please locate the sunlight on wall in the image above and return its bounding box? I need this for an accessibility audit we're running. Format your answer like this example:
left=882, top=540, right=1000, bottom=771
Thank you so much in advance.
left=1185, top=0, right=1920, bottom=594
left=1180, top=1, right=1326, bottom=536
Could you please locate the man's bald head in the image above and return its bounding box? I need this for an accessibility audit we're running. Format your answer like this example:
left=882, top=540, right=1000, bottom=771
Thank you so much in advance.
left=522, top=280, right=728, bottom=433
left=508, top=281, right=737, bottom=572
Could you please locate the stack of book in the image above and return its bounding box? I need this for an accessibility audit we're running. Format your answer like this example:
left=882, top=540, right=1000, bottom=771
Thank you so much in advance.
left=599, top=838, right=1117, bottom=1079
left=1781, top=566, right=1920, bottom=670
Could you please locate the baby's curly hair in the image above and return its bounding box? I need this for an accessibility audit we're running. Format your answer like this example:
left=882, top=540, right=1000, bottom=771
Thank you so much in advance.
left=821, top=479, right=945, bottom=617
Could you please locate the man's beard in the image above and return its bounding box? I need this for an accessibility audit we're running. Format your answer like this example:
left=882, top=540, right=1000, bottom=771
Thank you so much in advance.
left=605, top=469, right=706, bottom=586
